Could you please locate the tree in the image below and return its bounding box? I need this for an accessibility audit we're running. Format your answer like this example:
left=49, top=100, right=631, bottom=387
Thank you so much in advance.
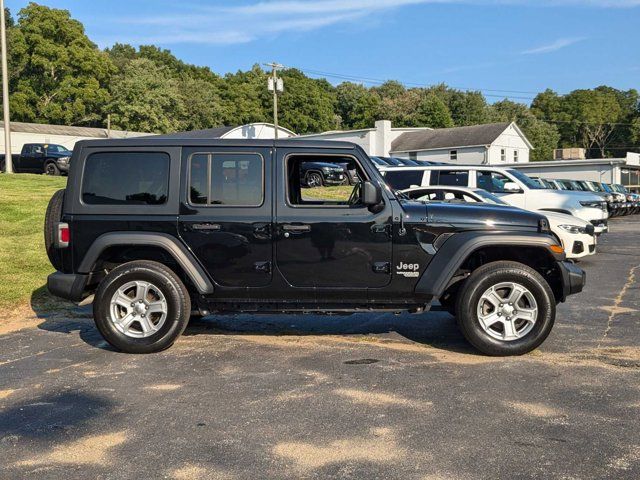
left=9, top=3, right=114, bottom=126
left=107, top=58, right=183, bottom=133
left=412, top=93, right=453, bottom=128
left=278, top=69, right=338, bottom=134
left=335, top=82, right=380, bottom=129
left=446, top=90, right=489, bottom=126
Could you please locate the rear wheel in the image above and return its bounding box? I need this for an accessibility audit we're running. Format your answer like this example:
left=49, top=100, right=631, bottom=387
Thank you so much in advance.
left=455, top=261, right=555, bottom=356
left=94, top=260, right=191, bottom=353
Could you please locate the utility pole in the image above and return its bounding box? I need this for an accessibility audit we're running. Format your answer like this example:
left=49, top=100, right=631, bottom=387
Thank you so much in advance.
left=0, top=0, right=12, bottom=173
left=264, top=62, right=283, bottom=139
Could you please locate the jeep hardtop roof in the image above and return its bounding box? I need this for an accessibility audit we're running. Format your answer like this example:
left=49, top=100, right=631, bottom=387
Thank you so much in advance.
left=73, top=137, right=359, bottom=150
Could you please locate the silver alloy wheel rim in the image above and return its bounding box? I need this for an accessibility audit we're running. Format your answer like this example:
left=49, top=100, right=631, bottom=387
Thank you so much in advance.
left=308, top=173, right=322, bottom=187
left=476, top=282, right=538, bottom=341
left=109, top=281, right=168, bottom=338
left=46, top=164, right=56, bottom=175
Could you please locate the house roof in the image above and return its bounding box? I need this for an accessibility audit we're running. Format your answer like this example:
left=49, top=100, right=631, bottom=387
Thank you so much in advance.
left=0, top=121, right=147, bottom=138
left=391, top=122, right=514, bottom=152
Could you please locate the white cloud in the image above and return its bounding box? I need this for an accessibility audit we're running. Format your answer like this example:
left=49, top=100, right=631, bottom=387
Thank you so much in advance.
left=521, top=37, right=586, bottom=54
left=104, top=0, right=639, bottom=46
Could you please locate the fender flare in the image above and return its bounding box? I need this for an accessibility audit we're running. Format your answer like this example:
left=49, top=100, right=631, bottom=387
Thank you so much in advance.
left=78, top=232, right=214, bottom=294
left=415, top=231, right=562, bottom=297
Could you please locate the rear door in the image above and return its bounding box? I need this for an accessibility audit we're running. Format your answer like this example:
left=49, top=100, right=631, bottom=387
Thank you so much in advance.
left=178, top=146, right=273, bottom=288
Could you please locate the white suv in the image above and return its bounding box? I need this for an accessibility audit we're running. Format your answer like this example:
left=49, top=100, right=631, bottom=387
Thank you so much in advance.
left=381, top=165, right=609, bottom=233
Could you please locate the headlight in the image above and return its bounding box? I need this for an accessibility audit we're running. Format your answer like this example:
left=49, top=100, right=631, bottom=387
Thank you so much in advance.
left=57, top=156, right=70, bottom=164
left=604, top=194, right=613, bottom=202
left=579, top=200, right=605, bottom=209
left=559, top=224, right=587, bottom=234
left=321, top=166, right=342, bottom=173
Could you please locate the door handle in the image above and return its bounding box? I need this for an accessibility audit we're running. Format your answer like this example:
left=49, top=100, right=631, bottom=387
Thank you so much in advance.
left=191, top=223, right=222, bottom=231
left=282, top=224, right=311, bottom=233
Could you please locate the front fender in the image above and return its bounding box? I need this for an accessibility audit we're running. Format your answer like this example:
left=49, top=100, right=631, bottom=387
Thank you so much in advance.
left=415, top=231, right=564, bottom=297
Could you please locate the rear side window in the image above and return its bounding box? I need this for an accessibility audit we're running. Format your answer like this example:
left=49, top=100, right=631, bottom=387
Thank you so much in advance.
left=82, top=152, right=170, bottom=205
left=432, top=170, right=469, bottom=186
left=189, top=153, right=263, bottom=206
left=383, top=170, right=424, bottom=190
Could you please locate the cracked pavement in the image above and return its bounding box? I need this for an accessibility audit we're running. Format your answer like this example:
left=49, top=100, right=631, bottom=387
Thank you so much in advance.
left=1, top=217, right=639, bottom=479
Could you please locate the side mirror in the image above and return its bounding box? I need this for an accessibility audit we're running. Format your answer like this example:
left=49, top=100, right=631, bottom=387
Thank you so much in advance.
left=503, top=182, right=521, bottom=193
left=361, top=181, right=383, bottom=212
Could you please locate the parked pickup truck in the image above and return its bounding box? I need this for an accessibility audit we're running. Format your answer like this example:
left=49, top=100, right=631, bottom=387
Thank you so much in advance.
left=0, top=143, right=72, bottom=175
left=45, top=138, right=585, bottom=356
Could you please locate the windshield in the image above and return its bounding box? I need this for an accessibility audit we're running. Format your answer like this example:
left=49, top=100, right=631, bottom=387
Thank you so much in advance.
left=506, top=169, right=544, bottom=189
left=45, top=144, right=70, bottom=154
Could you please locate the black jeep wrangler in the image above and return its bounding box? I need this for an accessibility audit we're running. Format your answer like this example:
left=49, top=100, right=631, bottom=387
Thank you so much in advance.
left=45, top=138, right=585, bottom=355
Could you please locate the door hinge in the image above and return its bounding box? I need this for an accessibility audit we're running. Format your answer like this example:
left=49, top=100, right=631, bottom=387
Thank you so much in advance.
left=372, top=262, right=391, bottom=274
left=254, top=261, right=272, bottom=274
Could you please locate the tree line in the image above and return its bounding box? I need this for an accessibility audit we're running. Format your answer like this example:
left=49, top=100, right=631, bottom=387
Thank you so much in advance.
left=3, top=3, right=639, bottom=160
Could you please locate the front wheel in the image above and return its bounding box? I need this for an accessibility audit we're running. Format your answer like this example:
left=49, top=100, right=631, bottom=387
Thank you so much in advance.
left=93, top=260, right=191, bottom=353
left=455, top=261, right=555, bottom=356
left=45, top=162, right=60, bottom=176
left=305, top=171, right=324, bottom=188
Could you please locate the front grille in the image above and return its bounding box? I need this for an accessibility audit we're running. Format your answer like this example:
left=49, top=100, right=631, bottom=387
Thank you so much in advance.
left=572, top=241, right=584, bottom=254
left=590, top=219, right=608, bottom=227
left=585, top=224, right=595, bottom=235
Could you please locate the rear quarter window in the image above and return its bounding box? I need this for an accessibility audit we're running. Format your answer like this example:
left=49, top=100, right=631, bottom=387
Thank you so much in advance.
left=82, top=152, right=170, bottom=205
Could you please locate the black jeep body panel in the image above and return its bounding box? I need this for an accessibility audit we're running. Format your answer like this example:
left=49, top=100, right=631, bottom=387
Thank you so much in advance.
left=48, top=138, right=585, bottom=311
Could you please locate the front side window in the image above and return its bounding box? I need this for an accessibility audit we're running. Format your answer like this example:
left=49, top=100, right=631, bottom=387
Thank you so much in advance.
left=82, top=152, right=170, bottom=205
left=287, top=155, right=365, bottom=206
left=476, top=171, right=512, bottom=193
left=189, top=153, right=263, bottom=206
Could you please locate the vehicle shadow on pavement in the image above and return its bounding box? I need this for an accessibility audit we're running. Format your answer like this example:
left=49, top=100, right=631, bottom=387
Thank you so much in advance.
left=30, top=286, right=113, bottom=351
left=184, top=309, right=479, bottom=355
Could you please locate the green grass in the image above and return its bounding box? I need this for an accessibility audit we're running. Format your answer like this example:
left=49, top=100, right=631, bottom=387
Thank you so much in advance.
left=0, top=174, right=67, bottom=311
left=302, top=185, right=356, bottom=202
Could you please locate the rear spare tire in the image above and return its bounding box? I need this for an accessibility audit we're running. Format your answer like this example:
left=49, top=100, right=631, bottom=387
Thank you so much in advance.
left=44, top=189, right=65, bottom=271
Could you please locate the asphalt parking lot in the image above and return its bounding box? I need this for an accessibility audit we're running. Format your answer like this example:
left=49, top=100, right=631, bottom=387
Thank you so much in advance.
left=1, top=217, right=639, bottom=480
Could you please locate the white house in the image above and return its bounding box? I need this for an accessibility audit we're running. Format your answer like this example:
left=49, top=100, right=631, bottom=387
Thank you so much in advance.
left=301, top=120, right=532, bottom=165
left=390, top=122, right=532, bottom=164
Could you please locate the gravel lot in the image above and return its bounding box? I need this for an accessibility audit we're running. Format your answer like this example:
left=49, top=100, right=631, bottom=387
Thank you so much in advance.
left=1, top=216, right=639, bottom=480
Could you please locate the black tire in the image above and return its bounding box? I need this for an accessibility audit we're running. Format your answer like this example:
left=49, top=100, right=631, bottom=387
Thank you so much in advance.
left=44, top=189, right=65, bottom=271
left=306, top=171, right=324, bottom=188
left=455, top=261, right=555, bottom=356
left=93, top=260, right=191, bottom=354
left=45, top=162, right=60, bottom=176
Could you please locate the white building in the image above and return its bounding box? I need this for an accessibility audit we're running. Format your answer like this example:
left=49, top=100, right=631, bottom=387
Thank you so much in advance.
left=390, top=122, right=532, bottom=164
left=0, top=121, right=148, bottom=154
left=301, top=120, right=532, bottom=165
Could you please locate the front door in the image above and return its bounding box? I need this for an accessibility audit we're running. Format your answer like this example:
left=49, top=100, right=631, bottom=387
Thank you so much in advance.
left=178, top=146, right=273, bottom=288
left=274, top=149, right=393, bottom=289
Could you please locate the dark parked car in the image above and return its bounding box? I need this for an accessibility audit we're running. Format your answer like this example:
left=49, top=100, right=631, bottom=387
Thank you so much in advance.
left=45, top=138, right=584, bottom=356
left=300, top=160, right=348, bottom=187
left=1, top=143, right=72, bottom=175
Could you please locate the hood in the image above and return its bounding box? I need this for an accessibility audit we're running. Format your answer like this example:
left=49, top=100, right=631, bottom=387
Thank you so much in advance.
left=402, top=200, right=543, bottom=230
left=541, top=211, right=589, bottom=227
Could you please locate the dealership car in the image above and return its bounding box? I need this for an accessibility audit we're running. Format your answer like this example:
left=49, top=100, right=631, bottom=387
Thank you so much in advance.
left=45, top=139, right=585, bottom=356
left=401, top=186, right=596, bottom=260
left=380, top=166, right=609, bottom=233
left=300, top=160, right=348, bottom=187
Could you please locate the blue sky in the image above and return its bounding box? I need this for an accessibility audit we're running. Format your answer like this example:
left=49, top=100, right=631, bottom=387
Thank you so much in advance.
left=6, top=1, right=640, bottom=102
